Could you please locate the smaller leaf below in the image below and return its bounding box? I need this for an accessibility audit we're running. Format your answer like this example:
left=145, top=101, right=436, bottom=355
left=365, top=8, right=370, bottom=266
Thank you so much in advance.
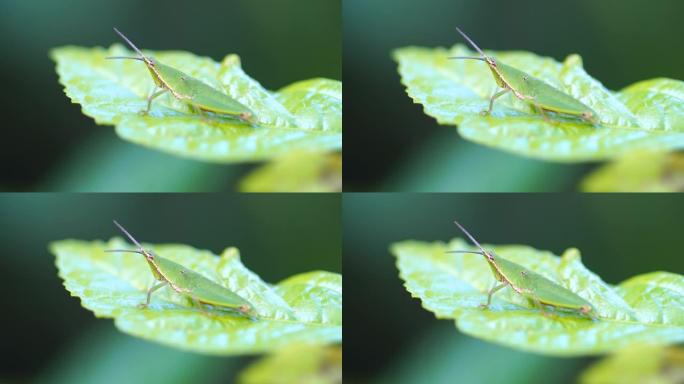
left=580, top=345, right=684, bottom=384
left=240, top=151, right=342, bottom=192
left=581, top=151, right=684, bottom=192
left=238, top=344, right=342, bottom=384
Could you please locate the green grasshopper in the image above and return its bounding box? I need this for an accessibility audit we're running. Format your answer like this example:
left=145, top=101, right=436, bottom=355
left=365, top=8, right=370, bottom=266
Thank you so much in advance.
left=107, top=28, right=255, bottom=124
left=449, top=221, right=595, bottom=318
left=107, top=220, right=258, bottom=319
left=450, top=27, right=598, bottom=125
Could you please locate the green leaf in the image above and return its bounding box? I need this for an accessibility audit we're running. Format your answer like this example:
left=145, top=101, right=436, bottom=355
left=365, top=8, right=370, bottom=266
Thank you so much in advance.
left=391, top=238, right=684, bottom=356
left=580, top=345, right=684, bottom=384
left=50, top=45, right=341, bottom=163
left=50, top=238, right=342, bottom=355
left=238, top=344, right=341, bottom=384
left=393, top=45, right=684, bottom=162
left=581, top=151, right=684, bottom=192
left=240, top=152, right=342, bottom=192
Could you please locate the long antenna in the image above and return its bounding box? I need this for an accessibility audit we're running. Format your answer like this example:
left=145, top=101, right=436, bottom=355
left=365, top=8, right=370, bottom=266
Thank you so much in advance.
left=105, top=56, right=144, bottom=61
left=455, top=27, right=487, bottom=58
left=112, top=27, right=146, bottom=58
left=453, top=220, right=488, bottom=255
left=112, top=220, right=144, bottom=249
left=448, top=56, right=486, bottom=61
left=105, top=249, right=144, bottom=254
left=445, top=250, right=485, bottom=255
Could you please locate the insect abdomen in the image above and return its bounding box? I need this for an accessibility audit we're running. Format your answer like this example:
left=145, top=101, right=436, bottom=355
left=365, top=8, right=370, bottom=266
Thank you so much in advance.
left=155, top=62, right=253, bottom=117
left=497, top=257, right=590, bottom=309
left=498, top=62, right=596, bottom=118
left=156, top=257, right=250, bottom=308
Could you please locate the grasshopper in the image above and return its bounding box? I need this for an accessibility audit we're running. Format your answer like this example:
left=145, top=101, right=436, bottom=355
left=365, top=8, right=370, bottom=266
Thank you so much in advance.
left=450, top=27, right=598, bottom=125
left=107, top=28, right=255, bottom=124
left=449, top=221, right=595, bottom=318
left=107, top=220, right=257, bottom=319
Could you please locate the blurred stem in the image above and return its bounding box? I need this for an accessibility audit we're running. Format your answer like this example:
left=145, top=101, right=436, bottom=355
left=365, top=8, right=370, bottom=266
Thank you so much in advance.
left=375, top=323, right=584, bottom=384
left=36, top=324, right=240, bottom=384
left=40, top=131, right=240, bottom=192
left=384, top=130, right=586, bottom=192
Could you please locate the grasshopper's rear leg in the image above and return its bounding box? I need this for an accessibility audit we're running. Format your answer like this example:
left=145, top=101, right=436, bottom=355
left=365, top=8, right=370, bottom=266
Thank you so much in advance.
left=480, top=282, right=507, bottom=309
left=189, top=103, right=217, bottom=125
left=482, top=88, right=510, bottom=116
left=189, top=104, right=207, bottom=119
left=529, top=98, right=551, bottom=122
left=524, top=289, right=559, bottom=319
left=189, top=295, right=216, bottom=318
left=143, top=88, right=168, bottom=115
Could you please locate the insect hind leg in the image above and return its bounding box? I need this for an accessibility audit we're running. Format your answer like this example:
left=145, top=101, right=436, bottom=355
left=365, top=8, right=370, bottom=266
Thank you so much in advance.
left=189, top=104, right=217, bottom=125
left=524, top=289, right=560, bottom=319
left=189, top=296, right=217, bottom=318
left=528, top=98, right=553, bottom=123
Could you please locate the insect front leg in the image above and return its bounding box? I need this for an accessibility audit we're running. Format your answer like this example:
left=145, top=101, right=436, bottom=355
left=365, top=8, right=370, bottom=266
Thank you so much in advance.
left=480, top=281, right=508, bottom=309
left=483, top=88, right=510, bottom=116
left=143, top=88, right=168, bottom=115
left=139, top=281, right=168, bottom=308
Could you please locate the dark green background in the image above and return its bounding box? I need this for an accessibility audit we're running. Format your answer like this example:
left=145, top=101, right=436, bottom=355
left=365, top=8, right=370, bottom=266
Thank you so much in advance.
left=343, top=193, right=684, bottom=383
left=0, top=0, right=341, bottom=192
left=344, top=0, right=684, bottom=191
left=0, top=193, right=341, bottom=383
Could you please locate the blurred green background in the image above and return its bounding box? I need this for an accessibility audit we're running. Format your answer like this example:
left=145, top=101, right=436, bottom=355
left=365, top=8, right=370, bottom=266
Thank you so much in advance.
left=343, top=193, right=684, bottom=383
left=0, top=0, right=340, bottom=192
left=344, top=0, right=684, bottom=191
left=0, top=193, right=341, bottom=383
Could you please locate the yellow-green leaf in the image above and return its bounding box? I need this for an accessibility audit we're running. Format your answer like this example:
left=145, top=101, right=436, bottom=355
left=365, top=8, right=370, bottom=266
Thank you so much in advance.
left=240, top=152, right=342, bottom=192
left=393, top=45, right=684, bottom=162
left=391, top=238, right=684, bottom=356
left=238, top=344, right=341, bottom=384
left=51, top=238, right=342, bottom=355
left=581, top=151, right=684, bottom=192
left=580, top=345, right=684, bottom=384
left=50, top=45, right=341, bottom=163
